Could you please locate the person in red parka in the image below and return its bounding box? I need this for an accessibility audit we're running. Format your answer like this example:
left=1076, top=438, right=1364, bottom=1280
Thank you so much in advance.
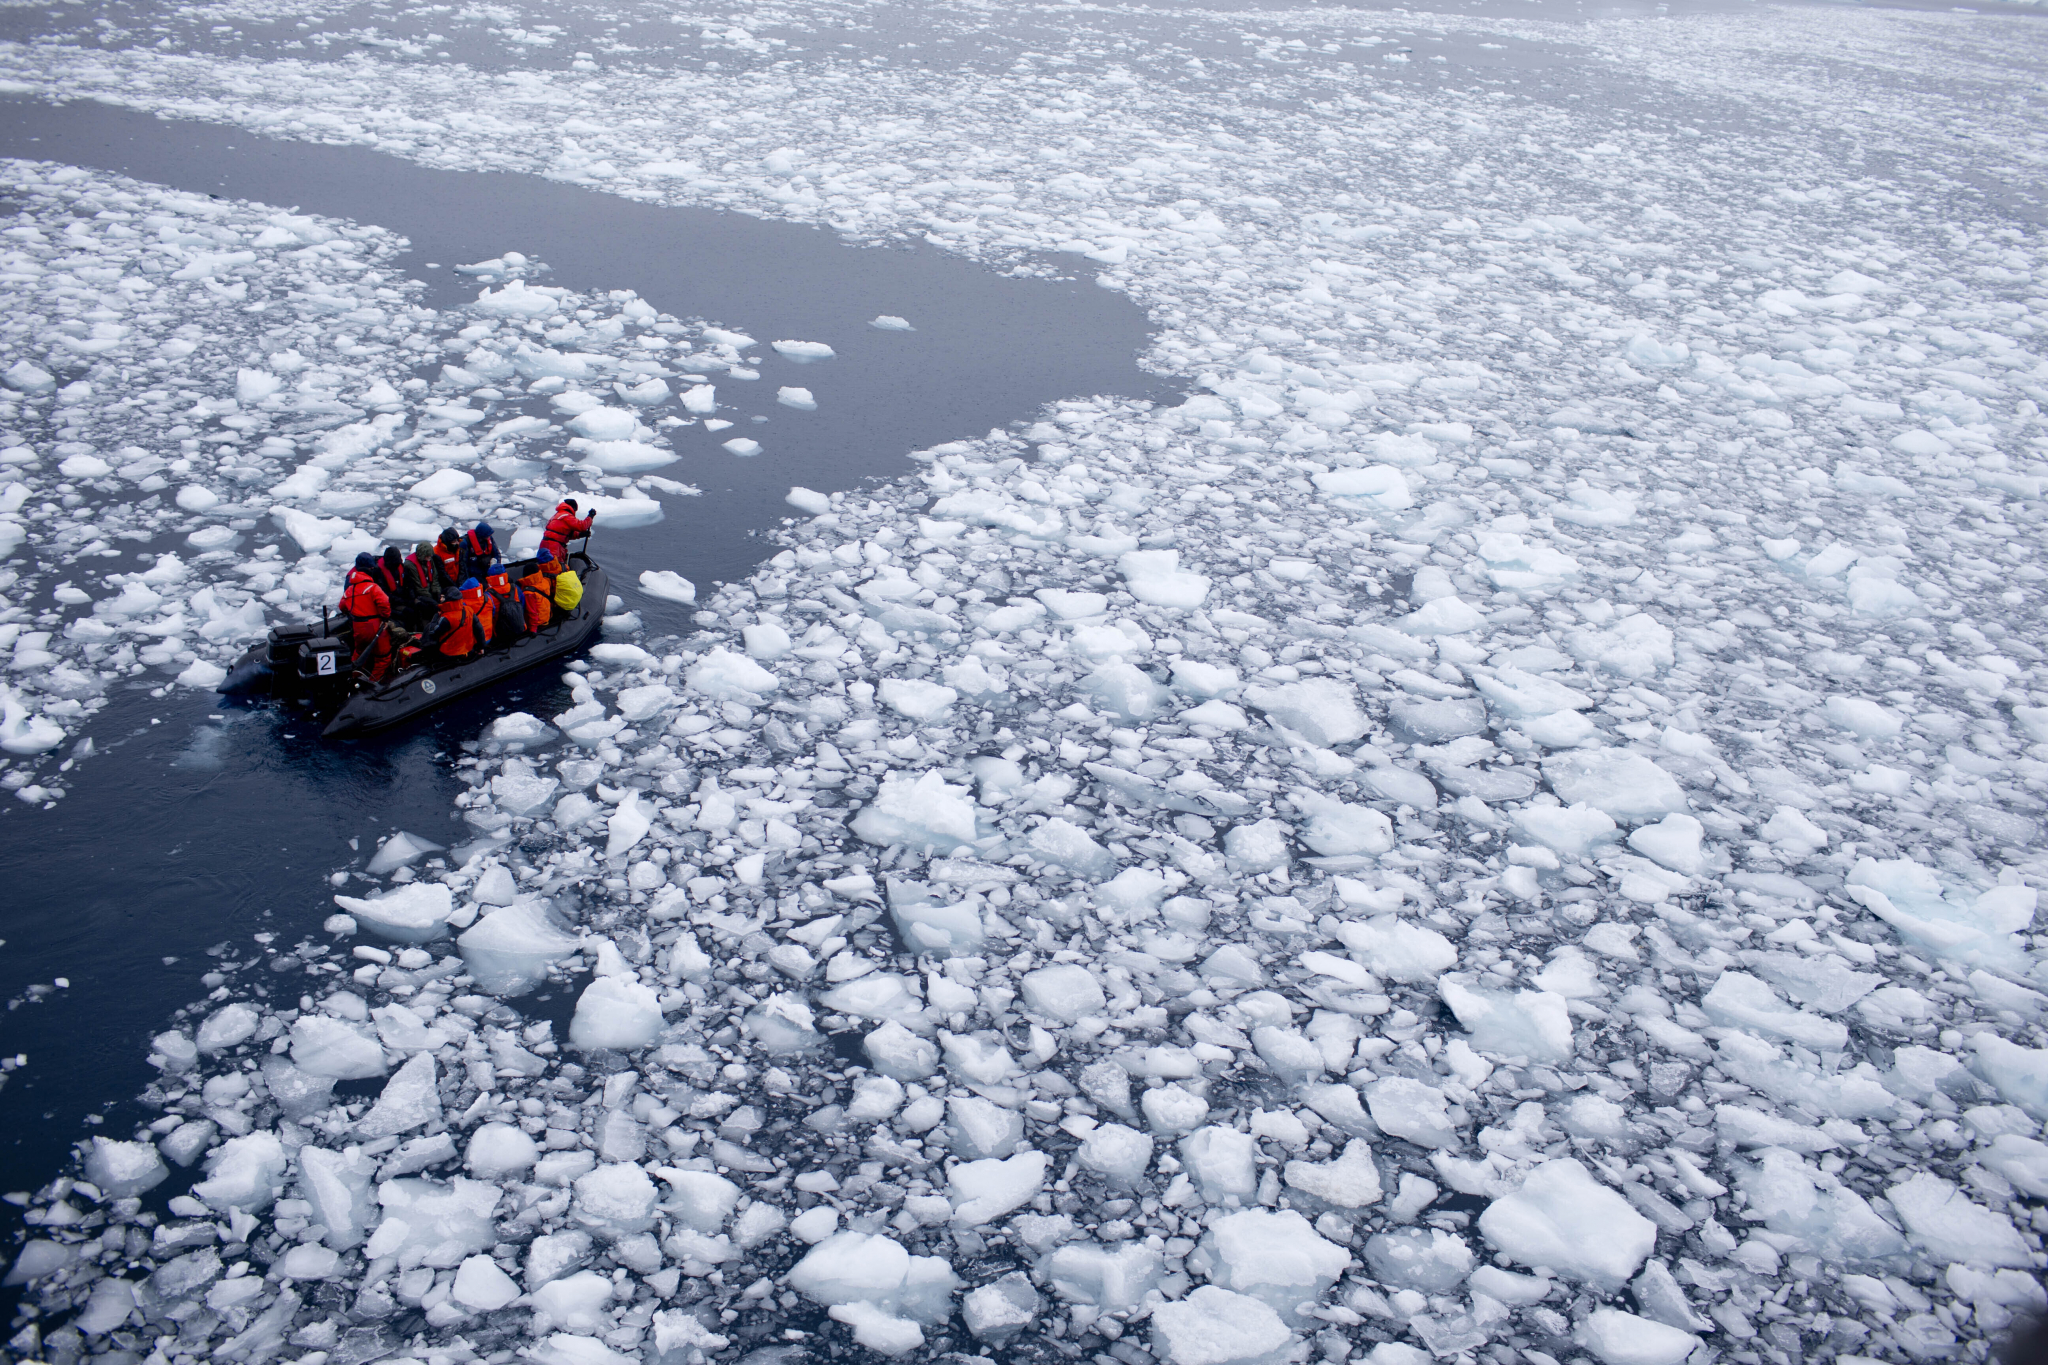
left=540, top=498, right=595, bottom=565
left=339, top=552, right=395, bottom=679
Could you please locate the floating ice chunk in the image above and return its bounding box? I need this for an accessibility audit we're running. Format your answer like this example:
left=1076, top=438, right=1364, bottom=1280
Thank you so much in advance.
left=879, top=677, right=957, bottom=720
left=772, top=340, right=835, bottom=361
left=575, top=439, right=675, bottom=473
left=870, top=315, right=913, bottom=330
left=1079, top=662, right=1170, bottom=722
left=467, top=1122, right=540, bottom=1179
left=1889, top=1172, right=2031, bottom=1267
left=365, top=831, right=443, bottom=876
left=1023, top=816, right=1118, bottom=878
left=296, top=1145, right=375, bottom=1249
left=3, top=360, right=55, bottom=394
left=776, top=386, right=817, bottom=410
left=1366, top=1077, right=1456, bottom=1148
left=1760, top=805, right=1829, bottom=857
left=474, top=279, right=568, bottom=317
left=368, top=1176, right=502, bottom=1267
left=949, top=1150, right=1049, bottom=1224
left=1398, top=596, right=1485, bottom=636
left=1846, top=857, right=2036, bottom=963
left=1078, top=1124, right=1155, bottom=1185
left=196, top=1002, right=261, bottom=1054
left=785, top=486, right=831, bottom=514
left=459, top=902, right=579, bottom=995
left=961, top=1272, right=1037, bottom=1345
left=1569, top=614, right=1673, bottom=678
left=1716, top=1104, right=1837, bottom=1152
left=581, top=493, right=664, bottom=527
left=654, top=1168, right=739, bottom=1233
left=686, top=648, right=778, bottom=700
left=566, top=407, right=643, bottom=441
left=1737, top=1148, right=1904, bottom=1262
left=1313, top=464, right=1413, bottom=511
left=1294, top=791, right=1394, bottom=856
left=1118, top=549, right=1211, bottom=608
left=853, top=770, right=981, bottom=852
left=1823, top=695, right=1903, bottom=738
left=573, top=1163, right=659, bottom=1240
left=1334, top=918, right=1454, bottom=983
left=1970, top=1035, right=2048, bottom=1120
left=1576, top=1308, right=1698, bottom=1365
left=1478, top=1159, right=1655, bottom=1290
left=1181, top=1126, right=1258, bottom=1202
left=1438, top=974, right=1573, bottom=1064
left=604, top=791, right=652, bottom=859
left=570, top=976, right=663, bottom=1051
left=1241, top=678, right=1366, bottom=747
left=176, top=659, right=228, bottom=691
left=1472, top=667, right=1591, bottom=719
left=83, top=1138, right=167, bottom=1199
left=1020, top=963, right=1106, bottom=1022
left=332, top=882, right=454, bottom=944
left=409, top=467, right=475, bottom=500
left=526, top=1334, right=634, bottom=1365
left=1151, top=1285, right=1294, bottom=1365
left=290, top=1016, right=386, bottom=1079
left=1284, top=1139, right=1382, bottom=1207
left=357, top=1053, right=442, bottom=1138
left=451, top=1254, right=521, bottom=1311
left=830, top=1302, right=925, bottom=1356
left=824, top=974, right=926, bottom=1027
left=787, top=1232, right=957, bottom=1322
left=1543, top=751, right=1686, bottom=824
left=615, top=685, right=675, bottom=724
left=1042, top=1241, right=1164, bottom=1311
left=1627, top=813, right=1703, bottom=874
left=1701, top=972, right=1847, bottom=1050
left=1364, top=1227, right=1474, bottom=1293
left=192, top=1133, right=289, bottom=1214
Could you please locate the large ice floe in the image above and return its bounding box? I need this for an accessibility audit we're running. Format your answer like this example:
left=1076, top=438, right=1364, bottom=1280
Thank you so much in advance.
left=5, top=1, right=2048, bottom=1363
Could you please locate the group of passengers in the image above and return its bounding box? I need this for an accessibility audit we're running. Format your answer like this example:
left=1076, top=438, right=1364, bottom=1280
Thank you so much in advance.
left=335, top=499, right=595, bottom=680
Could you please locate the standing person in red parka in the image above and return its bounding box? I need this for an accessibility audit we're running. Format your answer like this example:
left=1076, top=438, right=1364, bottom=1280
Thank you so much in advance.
left=339, top=552, right=395, bottom=680
left=540, top=498, right=595, bottom=565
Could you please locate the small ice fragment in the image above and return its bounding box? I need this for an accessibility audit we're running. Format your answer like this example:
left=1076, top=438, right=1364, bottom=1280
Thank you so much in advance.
left=869, top=316, right=914, bottom=331
left=786, top=486, right=831, bottom=514
left=777, top=386, right=817, bottom=410
left=772, top=339, right=835, bottom=361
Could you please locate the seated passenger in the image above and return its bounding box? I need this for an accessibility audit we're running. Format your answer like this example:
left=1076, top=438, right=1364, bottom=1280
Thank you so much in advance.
left=432, top=529, right=463, bottom=590
left=484, top=561, right=526, bottom=641
left=518, top=551, right=557, bottom=631
left=422, top=577, right=484, bottom=661
left=461, top=522, right=498, bottom=584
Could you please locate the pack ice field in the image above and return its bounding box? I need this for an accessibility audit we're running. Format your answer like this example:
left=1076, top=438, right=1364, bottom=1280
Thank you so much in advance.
left=0, top=3, right=2046, bottom=1365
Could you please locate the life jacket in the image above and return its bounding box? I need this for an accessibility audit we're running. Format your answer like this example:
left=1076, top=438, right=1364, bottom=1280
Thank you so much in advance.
left=552, top=567, right=584, bottom=613
left=338, top=569, right=390, bottom=644
left=540, top=503, right=593, bottom=563
left=461, top=528, right=497, bottom=584
left=465, top=581, right=494, bottom=647
left=433, top=594, right=478, bottom=658
left=402, top=553, right=441, bottom=610
left=431, top=536, right=462, bottom=588
left=369, top=556, right=401, bottom=597
left=518, top=567, right=554, bottom=631
left=486, top=565, right=525, bottom=638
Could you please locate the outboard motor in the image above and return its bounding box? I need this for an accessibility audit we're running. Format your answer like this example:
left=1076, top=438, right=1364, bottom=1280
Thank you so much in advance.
left=294, top=635, right=351, bottom=706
